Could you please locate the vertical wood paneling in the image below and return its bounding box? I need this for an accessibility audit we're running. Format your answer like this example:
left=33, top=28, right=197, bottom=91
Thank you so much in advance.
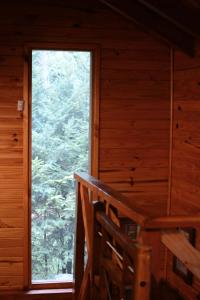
left=0, top=0, right=170, bottom=291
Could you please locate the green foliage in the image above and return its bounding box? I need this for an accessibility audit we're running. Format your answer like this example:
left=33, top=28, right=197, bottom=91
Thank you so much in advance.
left=32, top=50, right=90, bottom=280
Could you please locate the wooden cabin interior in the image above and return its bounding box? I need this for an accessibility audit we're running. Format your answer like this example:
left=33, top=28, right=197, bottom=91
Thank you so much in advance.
left=1, top=0, right=200, bottom=299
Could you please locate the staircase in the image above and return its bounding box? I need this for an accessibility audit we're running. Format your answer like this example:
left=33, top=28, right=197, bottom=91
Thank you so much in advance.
left=74, top=172, right=200, bottom=300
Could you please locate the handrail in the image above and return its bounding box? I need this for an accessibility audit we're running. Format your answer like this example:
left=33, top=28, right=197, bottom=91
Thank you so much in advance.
left=162, top=231, right=200, bottom=280
left=74, top=172, right=152, bottom=299
left=145, top=215, right=200, bottom=229
left=74, top=172, right=200, bottom=230
left=96, top=211, right=150, bottom=257
left=74, top=172, right=147, bottom=226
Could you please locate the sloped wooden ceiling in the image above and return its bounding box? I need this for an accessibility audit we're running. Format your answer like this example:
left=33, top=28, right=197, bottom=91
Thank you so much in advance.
left=99, top=0, right=200, bottom=56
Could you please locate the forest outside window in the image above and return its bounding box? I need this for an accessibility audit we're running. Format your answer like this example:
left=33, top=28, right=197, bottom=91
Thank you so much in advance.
left=30, top=49, right=96, bottom=285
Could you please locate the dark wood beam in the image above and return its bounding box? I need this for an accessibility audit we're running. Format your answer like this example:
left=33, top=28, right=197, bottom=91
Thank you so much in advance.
left=137, top=0, right=200, bottom=38
left=99, top=0, right=196, bottom=56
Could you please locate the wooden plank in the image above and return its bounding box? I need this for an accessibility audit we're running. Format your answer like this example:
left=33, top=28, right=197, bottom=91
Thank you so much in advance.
left=0, top=248, right=23, bottom=257
left=0, top=218, right=23, bottom=228
left=100, top=178, right=168, bottom=190
left=77, top=261, right=90, bottom=300
left=90, top=201, right=104, bottom=298
left=0, top=46, right=23, bottom=56
left=101, top=109, right=169, bottom=120
left=0, top=0, right=170, bottom=290
left=102, top=48, right=170, bottom=61
left=3, top=11, right=137, bottom=31
left=0, top=229, right=24, bottom=239
left=174, top=46, right=200, bottom=70
left=168, top=44, right=200, bottom=297
left=99, top=0, right=195, bottom=56
left=0, top=66, right=23, bottom=77
left=101, top=119, right=169, bottom=130
left=122, top=196, right=168, bottom=217
left=0, top=275, right=23, bottom=287
left=100, top=128, right=169, bottom=139
left=80, top=185, right=92, bottom=255
left=0, top=26, right=150, bottom=41
left=162, top=231, right=200, bottom=280
left=101, top=98, right=169, bottom=110
left=0, top=119, right=22, bottom=129
left=0, top=239, right=23, bottom=247
left=108, top=182, right=167, bottom=194
left=100, top=154, right=168, bottom=168
left=99, top=167, right=168, bottom=180
left=90, top=45, right=100, bottom=178
left=22, top=45, right=30, bottom=290
left=137, top=0, right=200, bottom=37
left=133, top=245, right=151, bottom=300
left=101, top=58, right=170, bottom=71
left=0, top=262, right=23, bottom=276
left=0, top=166, right=23, bottom=178
left=0, top=77, right=23, bottom=88
left=0, top=257, right=23, bottom=263
left=0, top=109, right=22, bottom=119
left=101, top=67, right=169, bottom=81
left=146, top=215, right=200, bottom=229
left=0, top=190, right=23, bottom=203
left=0, top=56, right=23, bottom=67
left=74, top=182, right=85, bottom=300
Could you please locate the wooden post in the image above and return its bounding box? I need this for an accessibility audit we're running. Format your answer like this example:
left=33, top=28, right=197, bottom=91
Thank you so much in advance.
left=132, top=247, right=151, bottom=300
left=90, top=201, right=105, bottom=299
left=74, top=182, right=85, bottom=300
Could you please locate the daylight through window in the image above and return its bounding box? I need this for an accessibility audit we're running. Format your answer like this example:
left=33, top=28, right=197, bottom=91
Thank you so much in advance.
left=31, top=50, right=91, bottom=282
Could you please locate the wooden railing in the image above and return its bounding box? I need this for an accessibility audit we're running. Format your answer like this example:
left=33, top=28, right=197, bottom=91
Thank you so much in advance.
left=91, top=202, right=151, bottom=300
left=74, top=172, right=200, bottom=300
left=162, top=231, right=200, bottom=280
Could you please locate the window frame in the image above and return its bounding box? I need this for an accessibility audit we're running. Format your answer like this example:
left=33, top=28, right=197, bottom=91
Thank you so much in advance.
left=23, top=43, right=100, bottom=290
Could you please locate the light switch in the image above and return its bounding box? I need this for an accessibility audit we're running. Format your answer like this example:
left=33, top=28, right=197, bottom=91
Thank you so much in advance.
left=17, top=100, right=24, bottom=112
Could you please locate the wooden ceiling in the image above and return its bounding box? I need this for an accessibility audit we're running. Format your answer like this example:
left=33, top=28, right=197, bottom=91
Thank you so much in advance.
left=3, top=0, right=199, bottom=55
left=99, top=0, right=200, bottom=56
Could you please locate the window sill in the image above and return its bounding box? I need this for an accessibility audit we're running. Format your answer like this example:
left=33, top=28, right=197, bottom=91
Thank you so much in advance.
left=31, top=280, right=74, bottom=290
left=26, top=288, right=73, bottom=294
left=0, top=288, right=73, bottom=299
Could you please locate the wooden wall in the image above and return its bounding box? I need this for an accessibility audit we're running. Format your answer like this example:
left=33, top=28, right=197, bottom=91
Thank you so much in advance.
left=99, top=35, right=170, bottom=218
left=0, top=0, right=170, bottom=292
left=167, top=45, right=200, bottom=299
left=99, top=46, right=170, bottom=217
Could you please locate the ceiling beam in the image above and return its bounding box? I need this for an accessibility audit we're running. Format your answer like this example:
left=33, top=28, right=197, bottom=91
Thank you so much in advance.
left=137, top=0, right=200, bottom=38
left=99, top=0, right=196, bottom=56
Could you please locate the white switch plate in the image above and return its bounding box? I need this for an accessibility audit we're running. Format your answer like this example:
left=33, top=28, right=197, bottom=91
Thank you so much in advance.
left=17, top=100, right=24, bottom=112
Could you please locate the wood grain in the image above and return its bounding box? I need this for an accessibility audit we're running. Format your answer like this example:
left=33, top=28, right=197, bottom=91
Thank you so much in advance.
left=167, top=42, right=200, bottom=297
left=162, top=231, right=200, bottom=280
left=0, top=0, right=170, bottom=292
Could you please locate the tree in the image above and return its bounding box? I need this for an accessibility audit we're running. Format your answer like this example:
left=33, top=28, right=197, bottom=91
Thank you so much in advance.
left=31, top=50, right=90, bottom=280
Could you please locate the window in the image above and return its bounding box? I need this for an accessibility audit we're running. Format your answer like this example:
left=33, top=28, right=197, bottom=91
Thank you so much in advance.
left=25, top=46, right=99, bottom=287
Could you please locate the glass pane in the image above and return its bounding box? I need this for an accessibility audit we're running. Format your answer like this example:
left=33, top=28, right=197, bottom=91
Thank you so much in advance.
left=31, top=50, right=91, bottom=281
